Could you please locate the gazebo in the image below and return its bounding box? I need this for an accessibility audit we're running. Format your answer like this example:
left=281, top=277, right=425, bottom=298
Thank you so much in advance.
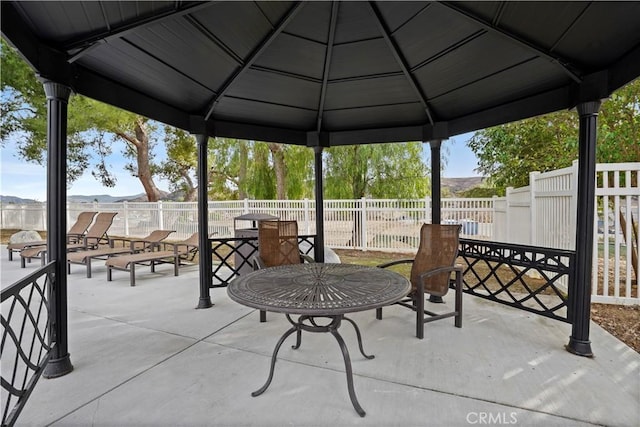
left=2, top=0, right=639, bottom=386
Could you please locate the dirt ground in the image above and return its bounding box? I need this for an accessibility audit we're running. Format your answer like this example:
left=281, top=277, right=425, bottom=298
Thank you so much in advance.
left=590, top=303, right=640, bottom=353
left=2, top=230, right=638, bottom=353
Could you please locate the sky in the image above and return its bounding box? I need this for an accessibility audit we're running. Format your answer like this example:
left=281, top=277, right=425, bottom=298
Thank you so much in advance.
left=0, top=132, right=480, bottom=201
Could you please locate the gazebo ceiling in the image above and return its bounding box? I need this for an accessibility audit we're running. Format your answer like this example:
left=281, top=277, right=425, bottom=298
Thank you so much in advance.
left=2, top=1, right=640, bottom=146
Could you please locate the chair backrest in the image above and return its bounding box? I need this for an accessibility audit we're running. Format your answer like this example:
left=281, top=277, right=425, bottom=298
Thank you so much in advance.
left=143, top=230, right=175, bottom=242
left=181, top=232, right=199, bottom=247
left=257, top=220, right=301, bottom=268
left=410, top=223, right=461, bottom=297
left=67, top=211, right=98, bottom=235
left=85, top=212, right=118, bottom=239
left=132, top=230, right=175, bottom=250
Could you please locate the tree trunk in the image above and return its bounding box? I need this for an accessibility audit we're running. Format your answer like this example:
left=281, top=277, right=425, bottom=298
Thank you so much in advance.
left=182, top=170, right=197, bottom=201
left=238, top=141, right=248, bottom=199
left=132, top=119, right=162, bottom=202
left=116, top=118, right=162, bottom=201
left=269, top=143, right=286, bottom=200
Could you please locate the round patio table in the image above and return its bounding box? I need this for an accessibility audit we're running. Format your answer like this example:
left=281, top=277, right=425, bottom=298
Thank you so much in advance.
left=227, top=263, right=411, bottom=417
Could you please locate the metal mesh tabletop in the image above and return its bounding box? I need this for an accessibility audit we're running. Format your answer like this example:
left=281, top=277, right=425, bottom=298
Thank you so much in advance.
left=228, top=263, right=411, bottom=316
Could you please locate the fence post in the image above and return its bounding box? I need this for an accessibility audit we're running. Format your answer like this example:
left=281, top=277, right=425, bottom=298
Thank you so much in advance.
left=361, top=197, right=367, bottom=251
left=44, top=203, right=49, bottom=231
left=243, top=198, right=250, bottom=214
left=123, top=201, right=129, bottom=236
left=505, top=187, right=513, bottom=244
left=570, top=160, right=579, bottom=249
left=157, top=201, right=164, bottom=229
left=304, top=198, right=311, bottom=234
left=425, top=196, right=431, bottom=223
left=530, top=171, right=539, bottom=246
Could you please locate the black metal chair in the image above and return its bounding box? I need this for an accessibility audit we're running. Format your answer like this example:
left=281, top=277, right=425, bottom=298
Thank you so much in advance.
left=376, top=223, right=463, bottom=339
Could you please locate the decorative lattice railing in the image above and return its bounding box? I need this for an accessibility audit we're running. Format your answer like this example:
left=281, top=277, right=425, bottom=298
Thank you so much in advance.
left=458, top=239, right=575, bottom=323
left=209, top=235, right=316, bottom=287
left=1, top=263, right=55, bottom=427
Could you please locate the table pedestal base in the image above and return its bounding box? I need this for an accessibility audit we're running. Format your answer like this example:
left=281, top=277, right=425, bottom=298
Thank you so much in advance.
left=252, top=314, right=374, bottom=417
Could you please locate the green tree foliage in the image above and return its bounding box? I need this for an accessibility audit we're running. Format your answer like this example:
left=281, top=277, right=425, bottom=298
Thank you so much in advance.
left=283, top=145, right=314, bottom=199
left=324, top=142, right=429, bottom=199
left=159, top=131, right=255, bottom=201
left=159, top=127, right=198, bottom=201
left=245, top=142, right=313, bottom=200
left=247, top=143, right=275, bottom=199
left=469, top=79, right=640, bottom=195
left=1, top=38, right=163, bottom=200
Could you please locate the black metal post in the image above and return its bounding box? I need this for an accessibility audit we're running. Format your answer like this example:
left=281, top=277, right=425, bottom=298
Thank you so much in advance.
left=42, top=80, right=73, bottom=378
left=196, top=133, right=213, bottom=308
left=429, top=139, right=444, bottom=303
left=314, top=146, right=325, bottom=262
left=567, top=100, right=600, bottom=357
left=429, top=140, right=443, bottom=225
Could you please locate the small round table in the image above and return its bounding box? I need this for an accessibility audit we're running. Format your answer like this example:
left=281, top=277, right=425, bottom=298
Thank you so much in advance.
left=227, top=263, right=411, bottom=417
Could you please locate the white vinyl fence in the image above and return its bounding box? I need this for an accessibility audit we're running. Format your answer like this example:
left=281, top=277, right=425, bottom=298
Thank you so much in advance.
left=2, top=163, right=637, bottom=304
left=492, top=161, right=639, bottom=305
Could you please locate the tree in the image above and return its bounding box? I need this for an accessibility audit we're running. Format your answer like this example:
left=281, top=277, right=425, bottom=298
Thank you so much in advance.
left=159, top=127, right=198, bottom=201
left=1, top=38, right=164, bottom=201
left=324, top=142, right=429, bottom=199
left=159, top=131, right=257, bottom=201
left=323, top=142, right=429, bottom=245
left=246, top=142, right=314, bottom=200
left=469, top=78, right=640, bottom=194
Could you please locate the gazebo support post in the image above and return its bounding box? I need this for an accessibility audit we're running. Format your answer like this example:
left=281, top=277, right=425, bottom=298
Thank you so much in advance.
left=42, top=80, right=74, bottom=378
left=313, top=146, right=325, bottom=262
left=567, top=100, right=601, bottom=357
left=429, top=139, right=443, bottom=225
left=195, top=133, right=213, bottom=309
left=429, top=139, right=444, bottom=303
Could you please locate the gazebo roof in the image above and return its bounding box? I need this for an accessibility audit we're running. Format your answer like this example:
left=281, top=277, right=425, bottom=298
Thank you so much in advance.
left=2, top=1, right=640, bottom=145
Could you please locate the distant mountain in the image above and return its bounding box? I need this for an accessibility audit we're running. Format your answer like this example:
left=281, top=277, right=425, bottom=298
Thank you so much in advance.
left=67, top=194, right=148, bottom=203
left=441, top=177, right=485, bottom=195
left=0, top=195, right=40, bottom=204
left=2, top=191, right=180, bottom=204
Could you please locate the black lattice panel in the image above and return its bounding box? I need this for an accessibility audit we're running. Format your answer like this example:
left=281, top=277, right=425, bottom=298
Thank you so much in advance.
left=1, top=263, right=55, bottom=427
left=458, top=239, right=575, bottom=323
left=209, top=236, right=316, bottom=287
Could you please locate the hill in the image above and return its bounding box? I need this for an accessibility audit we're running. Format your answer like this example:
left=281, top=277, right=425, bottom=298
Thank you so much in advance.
left=0, top=195, right=40, bottom=204
left=441, top=177, right=485, bottom=195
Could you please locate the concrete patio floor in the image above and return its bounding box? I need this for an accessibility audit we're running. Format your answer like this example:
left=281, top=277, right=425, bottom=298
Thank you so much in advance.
left=2, top=248, right=639, bottom=427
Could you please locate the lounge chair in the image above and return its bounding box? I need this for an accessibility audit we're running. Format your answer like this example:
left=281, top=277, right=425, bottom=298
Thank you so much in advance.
left=105, top=233, right=199, bottom=286
left=66, top=211, right=100, bottom=243
left=67, top=230, right=175, bottom=278
left=19, top=212, right=118, bottom=267
left=7, top=211, right=98, bottom=260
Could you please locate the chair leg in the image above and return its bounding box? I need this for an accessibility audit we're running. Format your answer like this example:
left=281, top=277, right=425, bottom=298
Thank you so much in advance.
left=416, top=284, right=425, bottom=339
left=454, top=271, right=463, bottom=328
left=130, top=264, right=136, bottom=286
